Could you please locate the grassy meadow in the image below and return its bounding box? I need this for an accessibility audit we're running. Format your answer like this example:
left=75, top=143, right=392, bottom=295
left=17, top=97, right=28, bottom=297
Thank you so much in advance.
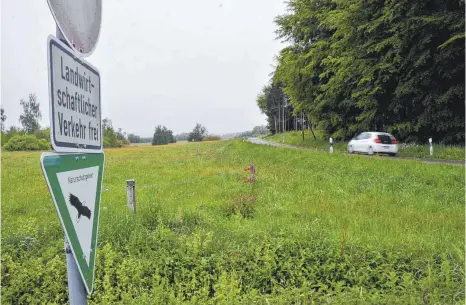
left=266, top=131, right=465, bottom=161
left=1, top=140, right=465, bottom=304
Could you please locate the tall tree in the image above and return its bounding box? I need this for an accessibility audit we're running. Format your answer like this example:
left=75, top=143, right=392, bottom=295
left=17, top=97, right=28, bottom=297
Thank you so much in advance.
left=188, top=123, right=207, bottom=142
left=265, top=0, right=464, bottom=144
left=102, top=118, right=128, bottom=147
left=19, top=94, right=42, bottom=133
left=1, top=107, right=6, bottom=132
left=256, top=82, right=290, bottom=134
left=127, top=133, right=142, bottom=143
left=152, top=125, right=176, bottom=145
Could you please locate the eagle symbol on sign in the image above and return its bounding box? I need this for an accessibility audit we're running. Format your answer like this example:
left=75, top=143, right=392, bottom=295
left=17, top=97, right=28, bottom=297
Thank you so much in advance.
left=69, top=193, right=92, bottom=223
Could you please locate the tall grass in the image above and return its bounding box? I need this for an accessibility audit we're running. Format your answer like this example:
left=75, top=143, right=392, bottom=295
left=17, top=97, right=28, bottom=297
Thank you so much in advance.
left=2, top=141, right=464, bottom=304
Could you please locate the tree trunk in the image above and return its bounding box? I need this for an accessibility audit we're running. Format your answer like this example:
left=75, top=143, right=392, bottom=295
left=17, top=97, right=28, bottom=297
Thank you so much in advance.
left=282, top=104, right=285, bottom=132
left=306, top=114, right=317, bottom=140
left=277, top=105, right=281, bottom=133
left=301, top=112, right=305, bottom=141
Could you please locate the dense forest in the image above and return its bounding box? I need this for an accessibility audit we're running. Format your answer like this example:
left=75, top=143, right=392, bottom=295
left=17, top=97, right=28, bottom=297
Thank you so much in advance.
left=257, top=0, right=465, bottom=144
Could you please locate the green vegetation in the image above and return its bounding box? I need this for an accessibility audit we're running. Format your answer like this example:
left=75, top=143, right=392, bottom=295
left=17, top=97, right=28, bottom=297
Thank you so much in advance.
left=397, top=143, right=465, bottom=161
left=203, top=135, right=221, bottom=141
left=188, top=123, right=208, bottom=142
left=2, top=141, right=464, bottom=304
left=257, top=0, right=464, bottom=144
left=266, top=131, right=465, bottom=160
left=3, top=134, right=50, bottom=151
left=102, top=118, right=130, bottom=148
left=127, top=133, right=142, bottom=144
left=19, top=94, right=41, bottom=134
left=1, top=127, right=51, bottom=151
left=152, top=125, right=176, bottom=145
left=268, top=130, right=347, bottom=152
left=1, top=96, right=133, bottom=150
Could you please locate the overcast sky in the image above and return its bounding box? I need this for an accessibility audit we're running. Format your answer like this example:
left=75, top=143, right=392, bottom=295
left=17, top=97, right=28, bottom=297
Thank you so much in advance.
left=1, top=0, right=286, bottom=136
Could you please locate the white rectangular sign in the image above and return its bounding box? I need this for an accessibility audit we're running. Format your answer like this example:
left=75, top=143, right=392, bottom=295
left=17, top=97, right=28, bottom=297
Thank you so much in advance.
left=47, top=35, right=102, bottom=152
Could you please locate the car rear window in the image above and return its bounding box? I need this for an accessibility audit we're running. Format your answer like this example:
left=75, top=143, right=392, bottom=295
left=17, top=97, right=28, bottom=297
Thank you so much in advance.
left=377, top=134, right=393, bottom=144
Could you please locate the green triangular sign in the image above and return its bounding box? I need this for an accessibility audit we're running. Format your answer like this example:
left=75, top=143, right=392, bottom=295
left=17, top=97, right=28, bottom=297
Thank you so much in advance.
left=40, top=152, right=105, bottom=294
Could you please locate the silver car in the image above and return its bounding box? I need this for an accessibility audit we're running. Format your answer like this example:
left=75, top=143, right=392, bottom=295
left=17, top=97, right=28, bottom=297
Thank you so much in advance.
left=348, top=132, right=399, bottom=156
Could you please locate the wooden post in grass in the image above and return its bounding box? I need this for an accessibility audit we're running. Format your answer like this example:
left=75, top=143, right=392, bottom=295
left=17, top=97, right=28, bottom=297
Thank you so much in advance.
left=244, top=164, right=256, bottom=183
left=250, top=164, right=256, bottom=182
left=429, top=138, right=433, bottom=156
left=329, top=138, right=334, bottom=153
left=126, top=179, right=136, bottom=213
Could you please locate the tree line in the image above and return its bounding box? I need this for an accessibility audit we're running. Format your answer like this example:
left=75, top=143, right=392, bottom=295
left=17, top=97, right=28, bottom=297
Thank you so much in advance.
left=1, top=95, right=221, bottom=151
left=1, top=94, right=131, bottom=151
left=150, top=123, right=214, bottom=145
left=257, top=0, right=464, bottom=144
left=1, top=94, right=52, bottom=151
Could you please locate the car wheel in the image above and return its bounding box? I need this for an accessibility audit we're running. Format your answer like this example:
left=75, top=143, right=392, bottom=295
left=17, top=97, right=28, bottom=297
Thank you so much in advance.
left=389, top=153, right=397, bottom=157
left=368, top=146, right=374, bottom=156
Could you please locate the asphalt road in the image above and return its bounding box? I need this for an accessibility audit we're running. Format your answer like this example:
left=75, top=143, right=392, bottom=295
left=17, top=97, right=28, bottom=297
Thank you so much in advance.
left=247, top=137, right=465, bottom=166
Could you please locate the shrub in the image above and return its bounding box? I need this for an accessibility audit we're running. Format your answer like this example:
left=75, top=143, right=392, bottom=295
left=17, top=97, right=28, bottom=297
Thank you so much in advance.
left=204, top=135, right=221, bottom=141
left=103, top=138, right=111, bottom=148
left=38, top=139, right=51, bottom=150
left=34, top=128, right=50, bottom=140
left=3, top=127, right=23, bottom=145
left=3, top=135, right=51, bottom=151
left=103, top=136, right=122, bottom=148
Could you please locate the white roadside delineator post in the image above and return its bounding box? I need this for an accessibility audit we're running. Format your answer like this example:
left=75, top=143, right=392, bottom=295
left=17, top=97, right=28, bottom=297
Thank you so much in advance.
left=429, top=138, right=433, bottom=156
left=329, top=137, right=333, bottom=153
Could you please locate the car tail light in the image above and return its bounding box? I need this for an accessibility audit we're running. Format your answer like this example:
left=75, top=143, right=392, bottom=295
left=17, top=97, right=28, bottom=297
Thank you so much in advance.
left=374, top=138, right=381, bottom=143
left=392, top=139, right=398, bottom=144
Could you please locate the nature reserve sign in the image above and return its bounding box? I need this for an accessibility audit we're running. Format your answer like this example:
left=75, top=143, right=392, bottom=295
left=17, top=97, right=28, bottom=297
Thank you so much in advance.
left=41, top=152, right=104, bottom=293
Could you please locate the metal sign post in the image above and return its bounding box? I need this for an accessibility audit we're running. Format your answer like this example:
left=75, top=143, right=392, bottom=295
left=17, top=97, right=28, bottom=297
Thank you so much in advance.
left=65, top=237, right=88, bottom=305
left=42, top=2, right=103, bottom=303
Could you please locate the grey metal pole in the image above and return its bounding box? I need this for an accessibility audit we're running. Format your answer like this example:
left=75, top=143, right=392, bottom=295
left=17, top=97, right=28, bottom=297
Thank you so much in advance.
left=56, top=25, right=67, bottom=43
left=57, top=25, right=88, bottom=305
left=65, top=237, right=88, bottom=305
